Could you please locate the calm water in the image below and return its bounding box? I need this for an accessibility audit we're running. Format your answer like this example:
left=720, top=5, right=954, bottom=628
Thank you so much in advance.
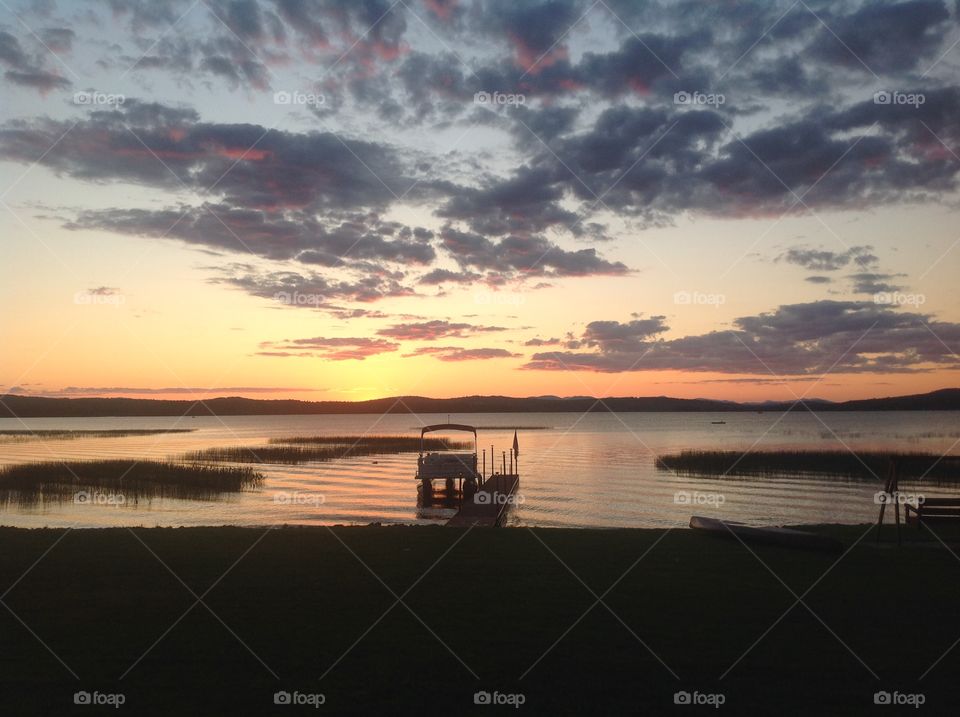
left=1, top=412, right=958, bottom=529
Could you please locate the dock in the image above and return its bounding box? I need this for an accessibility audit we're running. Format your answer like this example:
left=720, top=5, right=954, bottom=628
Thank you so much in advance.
left=446, top=472, right=520, bottom=527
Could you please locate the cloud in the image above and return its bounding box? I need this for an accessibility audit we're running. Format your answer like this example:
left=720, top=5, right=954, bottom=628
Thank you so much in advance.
left=524, top=301, right=960, bottom=375
left=10, top=385, right=323, bottom=396
left=778, top=245, right=878, bottom=272
left=418, top=268, right=483, bottom=285
left=213, top=265, right=415, bottom=305
left=258, top=336, right=400, bottom=360
left=806, top=0, right=951, bottom=73
left=0, top=101, right=420, bottom=211
left=439, top=227, right=629, bottom=279
left=86, top=286, right=123, bottom=296
left=849, top=272, right=906, bottom=294
left=0, top=29, right=70, bottom=92
left=524, top=337, right=560, bottom=346
left=40, top=28, right=75, bottom=52
left=377, top=320, right=506, bottom=341
left=404, top=346, right=522, bottom=361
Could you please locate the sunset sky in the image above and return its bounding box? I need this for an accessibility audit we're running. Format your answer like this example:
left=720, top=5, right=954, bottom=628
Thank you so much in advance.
left=1, top=0, right=959, bottom=402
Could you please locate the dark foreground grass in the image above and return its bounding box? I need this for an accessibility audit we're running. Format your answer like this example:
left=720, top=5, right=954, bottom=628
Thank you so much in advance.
left=0, top=461, right=262, bottom=505
left=0, top=429, right=195, bottom=442
left=1, top=524, right=959, bottom=716
left=657, top=449, right=960, bottom=482
left=188, top=435, right=471, bottom=464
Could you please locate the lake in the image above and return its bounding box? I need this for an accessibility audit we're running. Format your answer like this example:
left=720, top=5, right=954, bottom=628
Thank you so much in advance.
left=1, top=411, right=958, bottom=529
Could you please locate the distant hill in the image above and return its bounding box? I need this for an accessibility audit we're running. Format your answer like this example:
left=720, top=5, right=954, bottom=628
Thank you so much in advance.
left=1, top=389, right=958, bottom=418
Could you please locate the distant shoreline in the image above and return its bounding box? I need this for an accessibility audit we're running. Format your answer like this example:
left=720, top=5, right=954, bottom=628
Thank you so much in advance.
left=1, top=387, right=959, bottom=418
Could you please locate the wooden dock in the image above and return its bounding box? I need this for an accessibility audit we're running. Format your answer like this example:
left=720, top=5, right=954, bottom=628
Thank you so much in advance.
left=446, top=473, right=520, bottom=527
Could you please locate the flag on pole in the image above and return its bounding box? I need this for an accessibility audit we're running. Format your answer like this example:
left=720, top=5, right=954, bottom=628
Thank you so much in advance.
left=513, top=430, right=519, bottom=458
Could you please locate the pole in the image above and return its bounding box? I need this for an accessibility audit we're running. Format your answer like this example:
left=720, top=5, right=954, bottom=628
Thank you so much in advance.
left=502, top=451, right=506, bottom=475
left=482, top=449, right=486, bottom=479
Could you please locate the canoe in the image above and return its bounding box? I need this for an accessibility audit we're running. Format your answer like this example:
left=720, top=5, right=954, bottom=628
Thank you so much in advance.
left=689, top=515, right=843, bottom=553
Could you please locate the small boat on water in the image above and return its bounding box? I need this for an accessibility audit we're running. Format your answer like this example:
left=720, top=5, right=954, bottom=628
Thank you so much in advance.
left=416, top=423, right=480, bottom=498
left=689, top=515, right=843, bottom=553
left=711, top=420, right=726, bottom=425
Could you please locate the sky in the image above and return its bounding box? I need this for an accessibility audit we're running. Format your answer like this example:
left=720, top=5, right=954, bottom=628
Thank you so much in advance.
left=0, top=0, right=959, bottom=402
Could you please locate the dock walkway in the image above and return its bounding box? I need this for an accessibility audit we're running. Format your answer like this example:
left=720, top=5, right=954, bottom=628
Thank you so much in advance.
left=445, top=473, right=519, bottom=527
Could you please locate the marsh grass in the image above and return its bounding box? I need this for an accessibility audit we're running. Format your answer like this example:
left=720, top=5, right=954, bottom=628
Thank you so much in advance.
left=188, top=435, right=472, bottom=464
left=656, top=449, right=960, bottom=481
left=0, top=429, right=196, bottom=442
left=0, top=460, right=262, bottom=505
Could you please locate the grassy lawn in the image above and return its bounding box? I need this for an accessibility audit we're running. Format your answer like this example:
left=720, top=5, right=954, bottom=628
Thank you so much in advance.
left=1, top=524, right=959, bottom=715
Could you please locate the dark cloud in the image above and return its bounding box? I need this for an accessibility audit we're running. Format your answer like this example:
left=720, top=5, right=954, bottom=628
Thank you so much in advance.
left=4, top=70, right=71, bottom=91
left=40, top=28, right=75, bottom=52
left=258, top=336, right=400, bottom=360
left=524, top=337, right=560, bottom=346
left=0, top=100, right=419, bottom=210
left=806, top=0, right=951, bottom=73
left=213, top=265, right=415, bottom=304
left=0, top=31, right=29, bottom=69
left=849, top=272, right=906, bottom=295
left=377, top=320, right=506, bottom=341
left=440, top=227, right=629, bottom=279
left=105, top=0, right=192, bottom=29
left=524, top=301, right=960, bottom=375
left=0, top=29, right=71, bottom=91
left=437, top=165, right=577, bottom=236
left=66, top=205, right=435, bottom=269
left=404, top=346, right=521, bottom=361
left=778, top=245, right=878, bottom=271
left=418, top=268, right=482, bottom=285
left=471, top=0, right=581, bottom=73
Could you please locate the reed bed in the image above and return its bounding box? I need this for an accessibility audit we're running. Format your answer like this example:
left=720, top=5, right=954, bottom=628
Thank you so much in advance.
left=656, top=450, right=960, bottom=481
left=0, top=460, right=262, bottom=505
left=0, top=429, right=196, bottom=442
left=188, top=435, right=472, bottom=464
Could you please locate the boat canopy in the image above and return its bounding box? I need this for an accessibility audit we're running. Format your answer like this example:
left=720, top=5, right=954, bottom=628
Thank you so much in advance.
left=420, top=423, right=477, bottom=438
